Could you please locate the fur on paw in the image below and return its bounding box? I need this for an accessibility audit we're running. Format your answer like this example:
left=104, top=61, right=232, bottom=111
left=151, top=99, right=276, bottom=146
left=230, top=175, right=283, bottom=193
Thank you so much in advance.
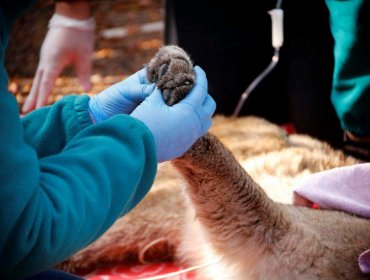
left=146, top=45, right=195, bottom=105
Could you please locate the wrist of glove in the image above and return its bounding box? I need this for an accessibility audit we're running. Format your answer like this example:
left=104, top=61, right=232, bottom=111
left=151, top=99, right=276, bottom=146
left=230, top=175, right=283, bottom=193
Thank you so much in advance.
left=131, top=66, right=216, bottom=162
left=49, top=13, right=95, bottom=31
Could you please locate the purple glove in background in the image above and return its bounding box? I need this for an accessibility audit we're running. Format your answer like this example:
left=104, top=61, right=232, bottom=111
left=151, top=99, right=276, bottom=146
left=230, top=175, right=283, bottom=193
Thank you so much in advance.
left=293, top=163, right=370, bottom=273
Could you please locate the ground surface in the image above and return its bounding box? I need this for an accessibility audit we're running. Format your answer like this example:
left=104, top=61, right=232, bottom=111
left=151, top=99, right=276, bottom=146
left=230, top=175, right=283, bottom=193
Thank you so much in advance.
left=6, top=0, right=164, bottom=110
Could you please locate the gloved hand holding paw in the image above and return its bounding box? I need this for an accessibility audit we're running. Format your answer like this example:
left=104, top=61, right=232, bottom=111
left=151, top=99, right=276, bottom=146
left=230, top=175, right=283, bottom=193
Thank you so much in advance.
left=88, top=68, right=156, bottom=123
left=131, top=66, right=216, bottom=162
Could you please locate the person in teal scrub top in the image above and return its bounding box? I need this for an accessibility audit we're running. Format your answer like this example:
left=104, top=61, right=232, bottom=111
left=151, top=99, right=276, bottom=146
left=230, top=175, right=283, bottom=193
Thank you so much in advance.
left=0, top=1, right=216, bottom=279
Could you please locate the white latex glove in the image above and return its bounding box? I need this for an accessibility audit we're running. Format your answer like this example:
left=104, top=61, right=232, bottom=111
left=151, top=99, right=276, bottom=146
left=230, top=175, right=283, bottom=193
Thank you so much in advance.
left=23, top=14, right=95, bottom=113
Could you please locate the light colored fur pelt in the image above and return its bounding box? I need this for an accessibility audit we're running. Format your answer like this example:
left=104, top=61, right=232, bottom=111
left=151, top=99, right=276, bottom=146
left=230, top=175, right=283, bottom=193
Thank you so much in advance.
left=57, top=114, right=359, bottom=275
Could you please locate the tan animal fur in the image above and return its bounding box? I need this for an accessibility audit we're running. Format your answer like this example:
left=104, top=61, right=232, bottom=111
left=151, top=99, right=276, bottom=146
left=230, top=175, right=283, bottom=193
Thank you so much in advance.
left=174, top=132, right=370, bottom=279
left=58, top=46, right=370, bottom=279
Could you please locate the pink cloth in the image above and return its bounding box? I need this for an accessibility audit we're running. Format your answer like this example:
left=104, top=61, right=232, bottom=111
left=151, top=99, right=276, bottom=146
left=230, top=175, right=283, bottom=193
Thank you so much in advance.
left=293, top=163, right=370, bottom=273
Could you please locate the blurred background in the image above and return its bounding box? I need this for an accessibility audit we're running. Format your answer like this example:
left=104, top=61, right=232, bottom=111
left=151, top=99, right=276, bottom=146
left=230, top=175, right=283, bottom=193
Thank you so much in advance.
left=6, top=0, right=164, bottom=111
left=6, top=0, right=344, bottom=149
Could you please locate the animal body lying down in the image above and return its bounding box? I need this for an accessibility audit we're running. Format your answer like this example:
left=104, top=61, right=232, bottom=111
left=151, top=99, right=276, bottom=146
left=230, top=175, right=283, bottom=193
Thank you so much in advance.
left=174, top=133, right=370, bottom=280
left=59, top=46, right=370, bottom=279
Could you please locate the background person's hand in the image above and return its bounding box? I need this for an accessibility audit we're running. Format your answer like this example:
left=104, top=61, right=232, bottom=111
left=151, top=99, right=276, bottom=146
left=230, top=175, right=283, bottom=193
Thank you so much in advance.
left=131, top=66, right=216, bottom=162
left=88, top=68, right=156, bottom=122
left=22, top=14, right=95, bottom=113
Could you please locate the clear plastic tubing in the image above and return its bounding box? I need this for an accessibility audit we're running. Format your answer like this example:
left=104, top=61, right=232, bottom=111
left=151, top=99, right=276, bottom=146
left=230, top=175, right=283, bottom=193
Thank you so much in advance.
left=232, top=8, right=284, bottom=117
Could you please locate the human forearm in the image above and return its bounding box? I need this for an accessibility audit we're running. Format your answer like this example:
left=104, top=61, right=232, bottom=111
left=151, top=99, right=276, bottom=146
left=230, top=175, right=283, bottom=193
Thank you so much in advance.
left=2, top=97, right=157, bottom=278
left=55, top=0, right=90, bottom=20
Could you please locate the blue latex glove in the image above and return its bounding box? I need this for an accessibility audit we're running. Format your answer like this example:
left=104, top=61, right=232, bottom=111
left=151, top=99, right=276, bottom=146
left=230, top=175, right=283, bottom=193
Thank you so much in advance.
left=131, top=66, right=216, bottom=162
left=89, top=68, right=155, bottom=122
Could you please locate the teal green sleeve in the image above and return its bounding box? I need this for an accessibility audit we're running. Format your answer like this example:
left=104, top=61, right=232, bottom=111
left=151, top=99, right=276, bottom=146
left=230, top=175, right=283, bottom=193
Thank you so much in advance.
left=326, top=0, right=370, bottom=136
left=21, top=95, right=95, bottom=158
left=1, top=94, right=158, bottom=279
left=0, top=3, right=158, bottom=279
left=0, top=92, right=158, bottom=279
